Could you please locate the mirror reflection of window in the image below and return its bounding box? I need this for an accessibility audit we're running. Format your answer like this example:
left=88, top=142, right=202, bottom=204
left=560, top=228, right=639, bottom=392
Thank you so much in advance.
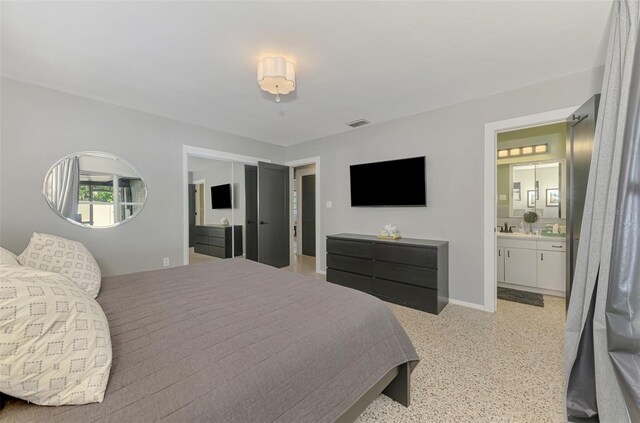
left=44, top=152, right=147, bottom=228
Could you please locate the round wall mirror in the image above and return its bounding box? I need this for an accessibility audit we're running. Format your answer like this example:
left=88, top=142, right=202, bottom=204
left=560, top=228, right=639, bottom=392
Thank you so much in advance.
left=43, top=151, right=147, bottom=228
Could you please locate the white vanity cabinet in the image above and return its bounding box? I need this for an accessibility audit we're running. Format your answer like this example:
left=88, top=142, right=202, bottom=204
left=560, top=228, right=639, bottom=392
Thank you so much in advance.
left=536, top=241, right=566, bottom=292
left=497, top=247, right=505, bottom=282
left=504, top=247, right=537, bottom=287
left=497, top=235, right=566, bottom=296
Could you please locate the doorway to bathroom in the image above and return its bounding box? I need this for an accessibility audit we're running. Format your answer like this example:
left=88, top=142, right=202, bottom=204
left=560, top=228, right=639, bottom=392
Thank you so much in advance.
left=487, top=96, right=600, bottom=312
left=494, top=122, right=568, bottom=309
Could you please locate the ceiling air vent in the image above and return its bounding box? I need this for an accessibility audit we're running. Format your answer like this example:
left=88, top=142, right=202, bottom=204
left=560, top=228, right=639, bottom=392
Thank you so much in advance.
left=346, top=119, right=370, bottom=128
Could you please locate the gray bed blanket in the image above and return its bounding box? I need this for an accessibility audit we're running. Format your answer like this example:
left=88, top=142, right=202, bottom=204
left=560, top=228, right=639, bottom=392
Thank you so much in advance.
left=1, top=259, right=419, bottom=422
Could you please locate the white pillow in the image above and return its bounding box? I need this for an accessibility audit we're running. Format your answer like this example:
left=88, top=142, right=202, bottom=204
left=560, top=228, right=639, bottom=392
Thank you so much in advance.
left=0, top=265, right=112, bottom=405
left=0, top=247, right=20, bottom=266
left=18, top=233, right=101, bottom=298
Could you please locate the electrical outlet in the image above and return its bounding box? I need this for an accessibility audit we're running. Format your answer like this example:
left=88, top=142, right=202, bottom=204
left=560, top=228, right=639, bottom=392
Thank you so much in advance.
left=162, top=257, right=170, bottom=267
left=326, top=201, right=333, bottom=209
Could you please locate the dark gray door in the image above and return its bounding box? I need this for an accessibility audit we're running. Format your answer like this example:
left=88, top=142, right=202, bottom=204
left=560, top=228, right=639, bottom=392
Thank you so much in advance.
left=188, top=184, right=196, bottom=248
left=244, top=165, right=258, bottom=261
left=301, top=174, right=316, bottom=257
left=566, top=94, right=600, bottom=308
left=258, top=162, right=290, bottom=268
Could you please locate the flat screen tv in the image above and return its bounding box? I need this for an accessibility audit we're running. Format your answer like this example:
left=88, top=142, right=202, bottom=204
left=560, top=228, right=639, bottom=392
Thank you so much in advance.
left=350, top=156, right=426, bottom=207
left=211, top=184, right=232, bottom=209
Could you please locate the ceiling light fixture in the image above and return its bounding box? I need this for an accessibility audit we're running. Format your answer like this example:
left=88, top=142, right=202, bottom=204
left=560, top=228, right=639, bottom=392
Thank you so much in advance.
left=257, top=57, right=295, bottom=102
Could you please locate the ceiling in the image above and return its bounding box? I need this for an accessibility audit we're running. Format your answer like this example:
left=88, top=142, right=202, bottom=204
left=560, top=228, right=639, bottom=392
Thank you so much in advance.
left=2, top=1, right=612, bottom=146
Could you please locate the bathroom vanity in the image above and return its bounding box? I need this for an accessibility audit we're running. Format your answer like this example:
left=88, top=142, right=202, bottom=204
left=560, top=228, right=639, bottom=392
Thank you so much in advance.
left=497, top=233, right=566, bottom=297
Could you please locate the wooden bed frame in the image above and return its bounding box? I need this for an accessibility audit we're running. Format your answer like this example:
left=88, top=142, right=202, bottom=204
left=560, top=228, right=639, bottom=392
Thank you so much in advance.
left=0, top=363, right=410, bottom=420
left=336, top=362, right=411, bottom=422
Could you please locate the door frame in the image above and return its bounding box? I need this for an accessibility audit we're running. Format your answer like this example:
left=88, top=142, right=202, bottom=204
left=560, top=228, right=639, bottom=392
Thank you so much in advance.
left=285, top=157, right=322, bottom=274
left=182, top=145, right=270, bottom=265
left=483, top=107, right=577, bottom=312
left=193, top=179, right=205, bottom=226
left=295, top=167, right=316, bottom=256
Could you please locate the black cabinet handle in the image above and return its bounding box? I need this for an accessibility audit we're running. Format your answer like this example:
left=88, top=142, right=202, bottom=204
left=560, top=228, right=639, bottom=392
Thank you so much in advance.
left=259, top=221, right=267, bottom=225
left=507, top=250, right=510, bottom=258
left=541, top=253, right=544, bottom=261
left=247, top=220, right=255, bottom=224
left=498, top=250, right=501, bottom=257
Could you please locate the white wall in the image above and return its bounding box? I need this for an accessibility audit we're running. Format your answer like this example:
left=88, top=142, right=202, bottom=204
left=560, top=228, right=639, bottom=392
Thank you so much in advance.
left=0, top=78, right=284, bottom=276
left=285, top=67, right=603, bottom=307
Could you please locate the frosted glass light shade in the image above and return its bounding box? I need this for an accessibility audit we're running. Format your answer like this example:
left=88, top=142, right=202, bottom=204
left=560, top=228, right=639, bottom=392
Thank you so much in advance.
left=257, top=57, right=295, bottom=95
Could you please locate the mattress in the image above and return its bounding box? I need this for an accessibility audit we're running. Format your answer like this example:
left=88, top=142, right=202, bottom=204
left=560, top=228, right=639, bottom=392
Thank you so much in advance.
left=2, top=259, right=419, bottom=422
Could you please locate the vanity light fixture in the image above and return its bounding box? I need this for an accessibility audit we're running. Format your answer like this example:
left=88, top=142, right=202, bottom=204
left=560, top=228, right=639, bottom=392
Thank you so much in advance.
left=257, top=57, right=296, bottom=102
left=534, top=144, right=548, bottom=153
left=497, top=143, right=549, bottom=159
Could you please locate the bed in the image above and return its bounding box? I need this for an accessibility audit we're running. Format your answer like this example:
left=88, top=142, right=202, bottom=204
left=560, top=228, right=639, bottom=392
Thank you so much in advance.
left=1, top=259, right=419, bottom=422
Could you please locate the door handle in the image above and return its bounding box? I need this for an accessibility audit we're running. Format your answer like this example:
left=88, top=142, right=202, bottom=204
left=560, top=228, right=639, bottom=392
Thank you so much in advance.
left=259, top=221, right=267, bottom=225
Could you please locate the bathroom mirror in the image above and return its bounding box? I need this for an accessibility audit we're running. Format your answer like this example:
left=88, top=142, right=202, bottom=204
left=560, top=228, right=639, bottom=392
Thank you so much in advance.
left=43, top=151, right=147, bottom=228
left=508, top=161, right=563, bottom=219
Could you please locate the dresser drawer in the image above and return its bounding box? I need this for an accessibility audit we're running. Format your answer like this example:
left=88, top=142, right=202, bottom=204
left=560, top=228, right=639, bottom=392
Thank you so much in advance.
left=195, top=226, right=226, bottom=237
left=195, top=235, right=208, bottom=245
left=374, top=261, right=437, bottom=289
left=208, top=236, right=226, bottom=248
left=209, top=245, right=226, bottom=258
left=374, top=243, right=437, bottom=268
left=194, top=243, right=209, bottom=255
left=327, top=254, right=373, bottom=276
left=327, top=238, right=373, bottom=259
left=327, top=269, right=373, bottom=293
left=374, top=278, right=438, bottom=311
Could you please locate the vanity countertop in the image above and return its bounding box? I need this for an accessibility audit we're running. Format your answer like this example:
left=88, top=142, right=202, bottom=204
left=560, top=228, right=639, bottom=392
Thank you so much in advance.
left=497, top=232, right=566, bottom=242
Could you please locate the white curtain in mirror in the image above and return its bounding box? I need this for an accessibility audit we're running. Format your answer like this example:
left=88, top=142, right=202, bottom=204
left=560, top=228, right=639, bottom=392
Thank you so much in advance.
left=44, top=155, right=80, bottom=220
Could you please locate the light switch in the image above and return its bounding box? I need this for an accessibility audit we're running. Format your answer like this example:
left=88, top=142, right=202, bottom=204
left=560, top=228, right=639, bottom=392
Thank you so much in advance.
left=326, top=201, right=333, bottom=208
left=499, top=194, right=507, bottom=201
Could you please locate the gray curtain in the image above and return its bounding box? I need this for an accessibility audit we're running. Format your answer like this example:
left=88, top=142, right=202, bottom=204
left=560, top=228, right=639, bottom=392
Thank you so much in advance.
left=46, top=155, right=80, bottom=220
left=565, top=1, right=640, bottom=422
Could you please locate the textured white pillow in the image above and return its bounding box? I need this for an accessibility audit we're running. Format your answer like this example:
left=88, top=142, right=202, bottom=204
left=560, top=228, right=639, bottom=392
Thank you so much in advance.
left=0, top=265, right=112, bottom=405
left=0, top=247, right=20, bottom=266
left=18, top=233, right=101, bottom=298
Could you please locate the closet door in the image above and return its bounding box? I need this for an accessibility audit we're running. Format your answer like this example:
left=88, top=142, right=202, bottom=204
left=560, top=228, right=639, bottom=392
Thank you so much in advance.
left=244, top=165, right=258, bottom=261
left=257, top=162, right=290, bottom=268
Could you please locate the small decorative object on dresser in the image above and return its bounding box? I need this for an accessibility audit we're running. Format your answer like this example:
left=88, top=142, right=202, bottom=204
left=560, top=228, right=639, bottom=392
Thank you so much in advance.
left=378, top=223, right=401, bottom=240
left=326, top=233, right=449, bottom=314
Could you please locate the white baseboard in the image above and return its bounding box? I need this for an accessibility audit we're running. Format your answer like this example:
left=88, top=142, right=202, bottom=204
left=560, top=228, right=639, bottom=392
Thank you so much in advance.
left=317, top=270, right=326, bottom=275
left=448, top=298, right=488, bottom=312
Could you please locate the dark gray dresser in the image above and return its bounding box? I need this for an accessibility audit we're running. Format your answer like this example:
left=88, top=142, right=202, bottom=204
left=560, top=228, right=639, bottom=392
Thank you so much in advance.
left=195, top=225, right=242, bottom=259
left=326, top=233, right=449, bottom=314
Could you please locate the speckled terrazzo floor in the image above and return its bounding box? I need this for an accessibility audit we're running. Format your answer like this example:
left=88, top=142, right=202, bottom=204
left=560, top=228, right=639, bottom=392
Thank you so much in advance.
left=357, top=297, right=566, bottom=423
